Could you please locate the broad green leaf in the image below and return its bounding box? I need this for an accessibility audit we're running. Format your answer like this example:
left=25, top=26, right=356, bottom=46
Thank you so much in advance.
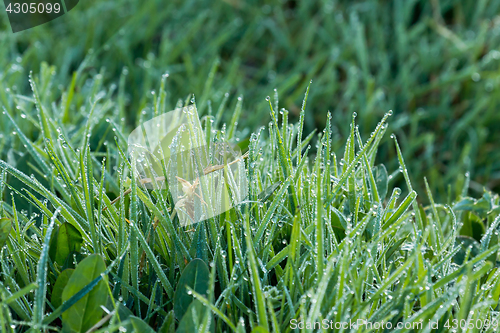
left=174, top=259, right=210, bottom=320
left=460, top=212, right=485, bottom=241
left=106, top=297, right=133, bottom=322
left=331, top=207, right=348, bottom=231
left=453, top=197, right=477, bottom=211
left=49, top=222, right=84, bottom=266
left=454, top=191, right=495, bottom=218
left=51, top=269, right=74, bottom=309
left=61, top=254, right=108, bottom=333
left=177, top=300, right=214, bottom=333
left=128, top=316, right=156, bottom=333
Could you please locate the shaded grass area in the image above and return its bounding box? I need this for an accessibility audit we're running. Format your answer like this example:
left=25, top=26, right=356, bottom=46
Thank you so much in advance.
left=1, top=0, right=500, bottom=199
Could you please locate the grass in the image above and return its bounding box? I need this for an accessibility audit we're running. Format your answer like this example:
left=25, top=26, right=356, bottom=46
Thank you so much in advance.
left=0, top=69, right=499, bottom=332
left=1, top=0, right=500, bottom=199
left=1, top=0, right=500, bottom=331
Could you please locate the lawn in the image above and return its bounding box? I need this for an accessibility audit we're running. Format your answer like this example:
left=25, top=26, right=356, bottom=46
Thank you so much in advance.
left=1, top=0, right=500, bottom=332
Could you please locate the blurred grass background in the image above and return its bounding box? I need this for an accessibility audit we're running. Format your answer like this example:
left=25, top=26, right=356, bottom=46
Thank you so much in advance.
left=1, top=0, right=500, bottom=200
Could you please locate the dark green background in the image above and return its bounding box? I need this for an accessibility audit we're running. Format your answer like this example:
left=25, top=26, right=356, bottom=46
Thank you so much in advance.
left=1, top=0, right=500, bottom=200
